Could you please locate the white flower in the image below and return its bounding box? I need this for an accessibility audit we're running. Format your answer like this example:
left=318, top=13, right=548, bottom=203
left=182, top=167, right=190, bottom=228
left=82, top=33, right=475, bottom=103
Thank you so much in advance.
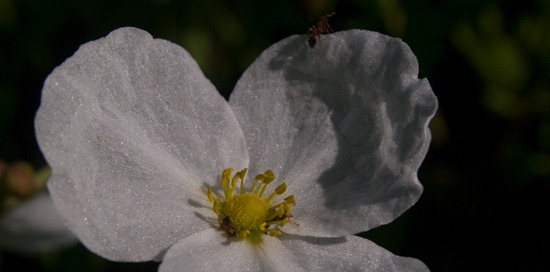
left=0, top=162, right=76, bottom=254
left=0, top=192, right=77, bottom=254
left=35, top=27, right=437, bottom=271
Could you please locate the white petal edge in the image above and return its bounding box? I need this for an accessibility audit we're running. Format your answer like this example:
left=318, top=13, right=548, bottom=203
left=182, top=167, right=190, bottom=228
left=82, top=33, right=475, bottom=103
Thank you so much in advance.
left=0, top=193, right=77, bottom=254
left=230, top=30, right=437, bottom=236
left=279, top=234, right=429, bottom=271
left=35, top=27, right=248, bottom=261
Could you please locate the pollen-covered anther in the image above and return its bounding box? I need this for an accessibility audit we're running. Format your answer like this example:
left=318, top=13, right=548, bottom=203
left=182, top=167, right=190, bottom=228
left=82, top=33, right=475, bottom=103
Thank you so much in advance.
left=206, top=168, right=296, bottom=240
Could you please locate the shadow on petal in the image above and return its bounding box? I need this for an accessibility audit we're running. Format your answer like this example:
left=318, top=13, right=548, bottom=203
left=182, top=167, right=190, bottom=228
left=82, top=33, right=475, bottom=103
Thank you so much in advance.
left=278, top=232, right=347, bottom=246
left=266, top=30, right=437, bottom=231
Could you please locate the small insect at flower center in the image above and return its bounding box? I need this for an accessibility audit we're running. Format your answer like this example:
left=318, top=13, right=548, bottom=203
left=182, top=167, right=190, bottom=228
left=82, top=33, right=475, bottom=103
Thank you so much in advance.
left=207, top=168, right=296, bottom=240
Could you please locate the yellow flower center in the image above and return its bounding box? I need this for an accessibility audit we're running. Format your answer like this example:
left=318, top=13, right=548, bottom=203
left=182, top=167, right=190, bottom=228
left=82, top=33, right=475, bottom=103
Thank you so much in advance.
left=207, top=168, right=296, bottom=241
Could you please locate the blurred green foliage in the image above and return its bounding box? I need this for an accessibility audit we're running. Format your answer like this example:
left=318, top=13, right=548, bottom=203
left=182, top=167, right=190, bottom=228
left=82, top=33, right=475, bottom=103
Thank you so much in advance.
left=0, top=0, right=548, bottom=271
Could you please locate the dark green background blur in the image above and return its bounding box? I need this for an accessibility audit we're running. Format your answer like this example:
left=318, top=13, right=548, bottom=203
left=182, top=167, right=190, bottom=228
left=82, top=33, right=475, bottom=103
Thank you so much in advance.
left=1, top=0, right=548, bottom=271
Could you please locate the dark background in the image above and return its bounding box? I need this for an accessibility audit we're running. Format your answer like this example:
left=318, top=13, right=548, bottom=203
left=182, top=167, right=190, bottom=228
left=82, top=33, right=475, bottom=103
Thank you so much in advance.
left=1, top=0, right=548, bottom=271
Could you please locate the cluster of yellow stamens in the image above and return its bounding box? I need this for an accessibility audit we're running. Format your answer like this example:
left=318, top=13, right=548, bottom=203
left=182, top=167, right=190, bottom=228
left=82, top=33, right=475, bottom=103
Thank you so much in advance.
left=207, top=168, right=295, bottom=240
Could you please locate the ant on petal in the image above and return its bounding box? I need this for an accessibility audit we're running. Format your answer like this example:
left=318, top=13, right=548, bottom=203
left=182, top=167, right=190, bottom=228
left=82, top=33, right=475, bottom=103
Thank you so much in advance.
left=307, top=12, right=335, bottom=48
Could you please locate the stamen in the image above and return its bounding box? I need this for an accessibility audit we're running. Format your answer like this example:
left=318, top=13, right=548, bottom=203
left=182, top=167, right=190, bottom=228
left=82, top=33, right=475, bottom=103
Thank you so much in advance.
left=207, top=187, right=214, bottom=202
left=284, top=195, right=296, bottom=204
left=206, top=168, right=296, bottom=240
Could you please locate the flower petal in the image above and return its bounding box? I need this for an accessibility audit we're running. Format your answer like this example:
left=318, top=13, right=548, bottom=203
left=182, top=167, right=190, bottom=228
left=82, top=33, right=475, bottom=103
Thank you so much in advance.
left=280, top=234, right=429, bottom=271
left=35, top=27, right=248, bottom=261
left=159, top=229, right=262, bottom=272
left=160, top=229, right=305, bottom=272
left=161, top=230, right=427, bottom=271
left=0, top=193, right=77, bottom=254
left=229, top=30, right=437, bottom=236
